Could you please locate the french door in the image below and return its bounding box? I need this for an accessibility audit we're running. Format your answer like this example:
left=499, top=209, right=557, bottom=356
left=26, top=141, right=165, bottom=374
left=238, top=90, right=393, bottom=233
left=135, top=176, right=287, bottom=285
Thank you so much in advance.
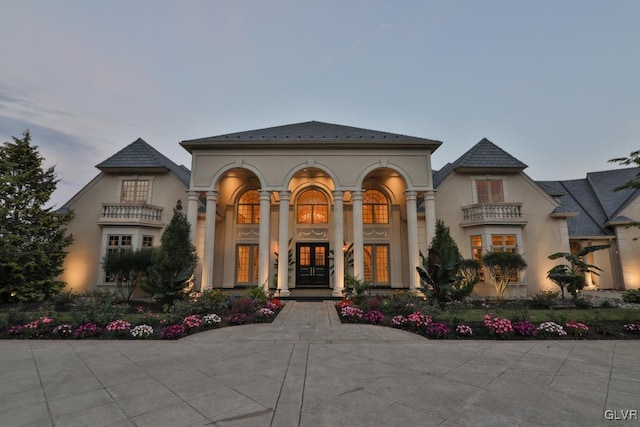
left=295, top=242, right=329, bottom=287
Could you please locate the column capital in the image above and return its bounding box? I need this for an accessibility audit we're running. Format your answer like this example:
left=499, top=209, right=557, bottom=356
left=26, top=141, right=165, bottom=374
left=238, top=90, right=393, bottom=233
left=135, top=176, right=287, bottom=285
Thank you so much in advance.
left=279, top=190, right=291, bottom=201
left=259, top=190, right=272, bottom=200
left=404, top=190, right=418, bottom=200
left=332, top=190, right=344, bottom=200
left=206, top=190, right=218, bottom=201
left=187, top=190, right=200, bottom=200
left=351, top=189, right=363, bottom=201
left=424, top=189, right=436, bottom=199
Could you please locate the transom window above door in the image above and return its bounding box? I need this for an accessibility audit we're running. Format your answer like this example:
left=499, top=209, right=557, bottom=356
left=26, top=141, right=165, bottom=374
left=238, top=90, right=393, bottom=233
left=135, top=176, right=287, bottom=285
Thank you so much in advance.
left=237, top=190, right=260, bottom=224
left=297, top=189, right=328, bottom=224
left=363, top=189, right=389, bottom=224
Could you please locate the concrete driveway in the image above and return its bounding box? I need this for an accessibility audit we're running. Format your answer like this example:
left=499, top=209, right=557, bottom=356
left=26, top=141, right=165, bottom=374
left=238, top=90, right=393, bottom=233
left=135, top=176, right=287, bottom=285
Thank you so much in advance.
left=1, top=301, right=639, bottom=426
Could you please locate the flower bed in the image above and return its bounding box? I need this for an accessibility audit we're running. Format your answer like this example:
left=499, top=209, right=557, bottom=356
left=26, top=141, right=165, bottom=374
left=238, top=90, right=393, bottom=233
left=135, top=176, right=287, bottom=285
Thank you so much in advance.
left=334, top=292, right=640, bottom=340
left=1, top=292, right=284, bottom=340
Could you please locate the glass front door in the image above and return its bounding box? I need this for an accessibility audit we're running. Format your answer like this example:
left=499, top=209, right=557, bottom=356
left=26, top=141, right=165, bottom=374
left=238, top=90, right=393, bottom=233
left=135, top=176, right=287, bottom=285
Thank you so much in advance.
left=296, top=242, right=329, bottom=287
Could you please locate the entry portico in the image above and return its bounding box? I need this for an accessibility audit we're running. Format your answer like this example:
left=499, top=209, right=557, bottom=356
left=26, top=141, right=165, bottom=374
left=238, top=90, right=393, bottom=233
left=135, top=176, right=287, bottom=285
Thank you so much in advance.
left=180, top=121, right=441, bottom=296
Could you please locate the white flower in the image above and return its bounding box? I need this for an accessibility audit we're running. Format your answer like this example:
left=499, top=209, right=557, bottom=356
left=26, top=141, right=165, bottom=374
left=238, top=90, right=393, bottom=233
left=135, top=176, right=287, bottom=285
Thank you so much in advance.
left=131, top=325, right=154, bottom=338
left=202, top=313, right=222, bottom=326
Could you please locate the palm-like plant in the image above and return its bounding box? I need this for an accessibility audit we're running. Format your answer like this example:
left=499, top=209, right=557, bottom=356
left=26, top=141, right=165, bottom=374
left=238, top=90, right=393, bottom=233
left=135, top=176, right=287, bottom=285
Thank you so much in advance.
left=547, top=244, right=610, bottom=299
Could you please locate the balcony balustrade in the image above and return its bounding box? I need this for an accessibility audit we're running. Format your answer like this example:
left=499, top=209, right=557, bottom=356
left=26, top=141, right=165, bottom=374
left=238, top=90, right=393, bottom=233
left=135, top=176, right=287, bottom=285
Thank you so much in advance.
left=99, top=203, right=164, bottom=227
left=461, top=202, right=526, bottom=226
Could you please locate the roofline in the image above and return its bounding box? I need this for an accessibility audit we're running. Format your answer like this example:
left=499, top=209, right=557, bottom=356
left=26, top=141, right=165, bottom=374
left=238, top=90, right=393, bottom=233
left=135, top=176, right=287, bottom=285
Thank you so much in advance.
left=180, top=139, right=442, bottom=153
left=97, top=166, right=170, bottom=174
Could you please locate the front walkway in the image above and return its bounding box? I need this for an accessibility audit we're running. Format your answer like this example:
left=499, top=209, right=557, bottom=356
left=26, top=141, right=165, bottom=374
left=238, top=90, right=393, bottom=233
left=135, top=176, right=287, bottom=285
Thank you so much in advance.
left=1, top=301, right=639, bottom=426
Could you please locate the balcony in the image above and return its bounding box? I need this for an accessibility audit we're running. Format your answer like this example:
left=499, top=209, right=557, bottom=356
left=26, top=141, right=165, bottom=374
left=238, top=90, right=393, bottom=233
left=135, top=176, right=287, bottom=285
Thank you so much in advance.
left=98, top=203, right=164, bottom=228
left=461, top=202, right=527, bottom=227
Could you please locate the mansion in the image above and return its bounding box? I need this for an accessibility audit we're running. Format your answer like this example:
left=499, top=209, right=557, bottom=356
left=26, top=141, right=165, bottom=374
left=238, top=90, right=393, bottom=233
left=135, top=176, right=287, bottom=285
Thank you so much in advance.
left=59, top=121, right=640, bottom=297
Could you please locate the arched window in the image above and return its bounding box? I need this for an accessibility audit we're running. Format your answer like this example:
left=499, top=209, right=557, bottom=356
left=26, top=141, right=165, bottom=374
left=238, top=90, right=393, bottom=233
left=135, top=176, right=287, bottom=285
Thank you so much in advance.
left=363, top=189, right=389, bottom=224
left=297, top=189, right=328, bottom=224
left=237, top=190, right=260, bottom=224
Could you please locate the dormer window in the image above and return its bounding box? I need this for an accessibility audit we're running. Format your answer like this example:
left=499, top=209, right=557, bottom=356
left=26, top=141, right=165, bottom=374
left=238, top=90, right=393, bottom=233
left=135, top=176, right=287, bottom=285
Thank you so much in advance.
left=476, top=179, right=503, bottom=203
left=121, top=180, right=149, bottom=203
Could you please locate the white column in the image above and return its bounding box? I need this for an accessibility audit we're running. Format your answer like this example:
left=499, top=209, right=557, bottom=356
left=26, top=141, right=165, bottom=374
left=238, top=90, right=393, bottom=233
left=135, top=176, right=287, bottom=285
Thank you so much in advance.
left=424, top=189, right=436, bottom=249
left=332, top=191, right=345, bottom=296
left=277, top=191, right=291, bottom=297
left=258, top=190, right=272, bottom=294
left=406, top=190, right=420, bottom=292
left=186, top=191, right=199, bottom=245
left=352, top=190, right=364, bottom=281
left=202, top=191, right=218, bottom=290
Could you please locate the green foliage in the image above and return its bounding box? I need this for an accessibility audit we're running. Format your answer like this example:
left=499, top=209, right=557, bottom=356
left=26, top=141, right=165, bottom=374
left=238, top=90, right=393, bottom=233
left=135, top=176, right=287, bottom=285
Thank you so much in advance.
left=244, top=284, right=269, bottom=304
left=190, top=289, right=229, bottom=313
left=622, top=289, right=640, bottom=304
left=103, top=248, right=154, bottom=301
left=608, top=152, right=640, bottom=233
left=482, top=251, right=527, bottom=300
left=0, top=130, right=74, bottom=302
left=417, top=220, right=479, bottom=307
left=547, top=244, right=610, bottom=299
left=531, top=290, right=560, bottom=308
left=343, top=275, right=371, bottom=305
left=141, top=210, right=197, bottom=306
left=70, top=290, right=128, bottom=325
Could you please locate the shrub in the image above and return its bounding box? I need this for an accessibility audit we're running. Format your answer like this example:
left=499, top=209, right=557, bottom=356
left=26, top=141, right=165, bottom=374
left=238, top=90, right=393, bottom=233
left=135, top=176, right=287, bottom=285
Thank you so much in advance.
left=367, top=295, right=385, bottom=312
left=365, top=310, right=384, bottom=325
left=340, top=305, right=364, bottom=322
left=74, top=323, right=101, bottom=338
left=227, top=313, right=248, bottom=325
left=71, top=291, right=128, bottom=325
left=622, top=289, right=640, bottom=304
left=426, top=321, right=450, bottom=339
left=130, top=325, right=154, bottom=339
left=531, top=290, right=560, bottom=308
left=565, top=320, right=589, bottom=337
left=484, top=315, right=513, bottom=337
left=256, top=307, right=276, bottom=319
left=230, top=297, right=256, bottom=315
left=536, top=321, right=567, bottom=337
left=182, top=315, right=202, bottom=330
left=105, top=320, right=132, bottom=336
left=161, top=324, right=185, bottom=339
left=391, top=315, right=408, bottom=327
left=512, top=321, right=536, bottom=337
left=191, top=289, right=230, bottom=314
left=406, top=311, right=432, bottom=331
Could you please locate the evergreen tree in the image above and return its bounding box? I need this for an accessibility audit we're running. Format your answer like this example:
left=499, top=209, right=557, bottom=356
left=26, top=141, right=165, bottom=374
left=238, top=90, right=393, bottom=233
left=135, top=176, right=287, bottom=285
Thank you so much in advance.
left=141, top=209, right=197, bottom=305
left=0, top=130, right=73, bottom=302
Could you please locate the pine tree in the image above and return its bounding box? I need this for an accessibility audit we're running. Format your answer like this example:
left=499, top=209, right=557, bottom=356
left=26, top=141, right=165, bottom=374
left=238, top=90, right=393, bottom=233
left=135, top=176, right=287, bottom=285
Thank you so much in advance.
left=141, top=210, right=197, bottom=305
left=0, top=130, right=73, bottom=302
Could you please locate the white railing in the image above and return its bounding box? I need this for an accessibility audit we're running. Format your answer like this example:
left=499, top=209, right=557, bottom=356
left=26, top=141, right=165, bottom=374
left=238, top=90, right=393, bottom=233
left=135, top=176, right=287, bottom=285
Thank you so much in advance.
left=462, top=203, right=523, bottom=222
left=100, top=203, right=163, bottom=222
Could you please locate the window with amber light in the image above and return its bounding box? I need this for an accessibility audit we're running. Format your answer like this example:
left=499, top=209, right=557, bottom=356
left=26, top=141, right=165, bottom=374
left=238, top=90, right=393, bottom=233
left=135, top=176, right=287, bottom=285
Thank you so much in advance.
left=364, top=244, right=390, bottom=285
left=236, top=244, right=259, bottom=285
left=296, top=189, right=328, bottom=224
left=237, top=190, right=261, bottom=224
left=491, top=234, right=519, bottom=281
left=471, top=235, right=485, bottom=280
left=363, top=189, right=389, bottom=224
left=476, top=179, right=504, bottom=203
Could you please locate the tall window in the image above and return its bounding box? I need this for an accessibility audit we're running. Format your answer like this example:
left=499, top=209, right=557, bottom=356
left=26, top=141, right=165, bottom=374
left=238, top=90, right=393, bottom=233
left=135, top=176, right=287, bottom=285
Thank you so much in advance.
left=237, top=190, right=261, bottom=224
left=363, top=189, right=389, bottom=224
left=297, top=189, right=328, bottom=224
left=364, top=244, right=390, bottom=285
left=476, top=179, right=503, bottom=203
left=121, top=180, right=149, bottom=203
left=105, top=235, right=132, bottom=283
left=236, top=244, right=259, bottom=285
left=471, top=235, right=484, bottom=280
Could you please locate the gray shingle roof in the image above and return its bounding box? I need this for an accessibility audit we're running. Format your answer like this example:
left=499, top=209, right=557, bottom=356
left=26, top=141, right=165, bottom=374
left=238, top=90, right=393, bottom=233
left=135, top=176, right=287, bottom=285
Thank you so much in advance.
left=453, top=138, right=528, bottom=170
left=538, top=167, right=640, bottom=237
left=97, top=138, right=190, bottom=187
left=181, top=120, right=442, bottom=150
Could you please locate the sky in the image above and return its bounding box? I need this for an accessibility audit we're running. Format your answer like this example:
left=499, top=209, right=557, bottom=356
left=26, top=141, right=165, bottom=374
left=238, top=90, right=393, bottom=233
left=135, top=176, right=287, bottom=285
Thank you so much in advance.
left=1, top=1, right=639, bottom=208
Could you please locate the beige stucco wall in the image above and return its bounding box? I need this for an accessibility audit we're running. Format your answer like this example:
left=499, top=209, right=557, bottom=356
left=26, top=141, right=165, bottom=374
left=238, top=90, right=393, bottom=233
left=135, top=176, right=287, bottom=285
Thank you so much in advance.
left=60, top=171, right=189, bottom=293
left=435, top=171, right=571, bottom=297
left=616, top=197, right=640, bottom=289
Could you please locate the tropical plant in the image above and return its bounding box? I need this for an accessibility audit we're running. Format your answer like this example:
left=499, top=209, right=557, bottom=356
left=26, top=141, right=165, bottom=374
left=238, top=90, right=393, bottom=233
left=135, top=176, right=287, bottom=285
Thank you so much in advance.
left=482, top=251, right=527, bottom=300
left=546, top=244, right=610, bottom=299
left=343, top=275, right=371, bottom=305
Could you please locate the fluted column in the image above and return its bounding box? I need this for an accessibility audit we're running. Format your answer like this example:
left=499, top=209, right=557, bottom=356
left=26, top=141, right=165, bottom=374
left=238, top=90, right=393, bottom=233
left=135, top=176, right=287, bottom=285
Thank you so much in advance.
left=352, top=190, right=364, bottom=281
left=424, top=189, right=436, bottom=249
left=277, top=191, right=291, bottom=297
left=405, top=190, right=420, bottom=292
left=202, top=191, right=218, bottom=290
left=258, top=190, right=272, bottom=294
left=186, top=191, right=199, bottom=245
left=332, top=191, right=345, bottom=296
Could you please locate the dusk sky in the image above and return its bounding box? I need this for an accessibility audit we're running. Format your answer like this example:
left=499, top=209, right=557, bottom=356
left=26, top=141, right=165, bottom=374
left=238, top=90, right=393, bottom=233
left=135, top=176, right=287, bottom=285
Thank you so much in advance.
left=1, top=1, right=639, bottom=208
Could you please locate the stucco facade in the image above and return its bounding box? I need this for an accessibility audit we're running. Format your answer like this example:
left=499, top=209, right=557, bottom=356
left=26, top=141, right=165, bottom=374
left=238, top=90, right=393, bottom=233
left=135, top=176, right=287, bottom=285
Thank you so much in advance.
left=59, top=122, right=640, bottom=297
